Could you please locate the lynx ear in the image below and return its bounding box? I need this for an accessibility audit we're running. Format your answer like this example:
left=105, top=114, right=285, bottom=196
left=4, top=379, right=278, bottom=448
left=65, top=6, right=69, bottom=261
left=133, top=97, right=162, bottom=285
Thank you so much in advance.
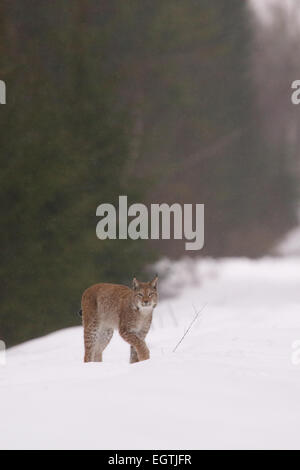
left=150, top=274, right=158, bottom=290
left=133, top=277, right=140, bottom=290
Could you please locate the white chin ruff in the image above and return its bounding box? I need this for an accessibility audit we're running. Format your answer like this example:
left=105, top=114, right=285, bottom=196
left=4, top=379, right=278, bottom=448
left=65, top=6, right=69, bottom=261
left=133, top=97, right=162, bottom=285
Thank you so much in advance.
left=139, top=306, right=153, bottom=315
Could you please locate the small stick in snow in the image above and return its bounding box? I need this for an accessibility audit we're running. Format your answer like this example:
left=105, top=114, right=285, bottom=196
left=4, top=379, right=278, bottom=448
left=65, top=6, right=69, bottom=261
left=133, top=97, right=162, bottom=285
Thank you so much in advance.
left=173, top=303, right=207, bottom=353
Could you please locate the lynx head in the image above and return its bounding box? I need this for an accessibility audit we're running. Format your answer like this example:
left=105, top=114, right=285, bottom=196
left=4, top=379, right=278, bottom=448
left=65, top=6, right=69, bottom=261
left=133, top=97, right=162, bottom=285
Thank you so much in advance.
left=132, top=275, right=158, bottom=313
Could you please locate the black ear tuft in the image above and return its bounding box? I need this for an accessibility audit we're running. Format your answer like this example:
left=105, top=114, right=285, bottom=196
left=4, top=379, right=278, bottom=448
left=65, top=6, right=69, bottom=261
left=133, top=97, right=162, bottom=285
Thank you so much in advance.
left=133, top=277, right=139, bottom=290
left=150, top=275, right=158, bottom=290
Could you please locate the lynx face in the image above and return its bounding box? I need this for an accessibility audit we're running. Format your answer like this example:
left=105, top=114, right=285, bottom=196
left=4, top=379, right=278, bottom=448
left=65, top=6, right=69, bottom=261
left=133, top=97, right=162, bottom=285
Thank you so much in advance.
left=132, top=276, right=158, bottom=313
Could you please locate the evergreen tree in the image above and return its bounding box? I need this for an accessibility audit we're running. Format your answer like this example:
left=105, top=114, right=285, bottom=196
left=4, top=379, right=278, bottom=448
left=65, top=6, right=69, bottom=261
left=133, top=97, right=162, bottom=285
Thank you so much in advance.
left=0, top=1, right=153, bottom=346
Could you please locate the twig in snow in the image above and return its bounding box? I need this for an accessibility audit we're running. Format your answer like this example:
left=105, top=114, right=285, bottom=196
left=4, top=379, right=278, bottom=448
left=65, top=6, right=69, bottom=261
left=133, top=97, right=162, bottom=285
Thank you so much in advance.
left=173, top=303, right=207, bottom=353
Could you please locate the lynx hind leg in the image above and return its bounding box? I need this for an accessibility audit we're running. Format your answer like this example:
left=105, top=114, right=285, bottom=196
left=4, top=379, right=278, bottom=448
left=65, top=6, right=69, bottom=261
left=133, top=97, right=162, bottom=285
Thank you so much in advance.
left=82, top=291, right=99, bottom=363
left=130, top=346, right=139, bottom=364
left=84, top=321, right=99, bottom=363
left=94, top=328, right=114, bottom=362
left=84, top=325, right=113, bottom=363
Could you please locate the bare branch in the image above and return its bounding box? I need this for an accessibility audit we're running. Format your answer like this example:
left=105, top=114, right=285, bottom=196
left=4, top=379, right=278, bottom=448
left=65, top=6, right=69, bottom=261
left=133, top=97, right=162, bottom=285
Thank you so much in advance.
left=173, top=303, right=207, bottom=353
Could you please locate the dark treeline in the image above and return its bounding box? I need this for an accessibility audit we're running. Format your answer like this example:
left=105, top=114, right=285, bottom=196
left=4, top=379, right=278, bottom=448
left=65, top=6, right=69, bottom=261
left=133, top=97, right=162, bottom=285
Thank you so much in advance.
left=0, top=1, right=296, bottom=346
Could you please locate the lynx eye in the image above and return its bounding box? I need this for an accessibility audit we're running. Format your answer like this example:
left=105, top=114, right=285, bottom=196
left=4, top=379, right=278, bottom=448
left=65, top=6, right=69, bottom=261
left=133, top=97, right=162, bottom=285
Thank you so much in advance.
left=138, top=293, right=143, bottom=297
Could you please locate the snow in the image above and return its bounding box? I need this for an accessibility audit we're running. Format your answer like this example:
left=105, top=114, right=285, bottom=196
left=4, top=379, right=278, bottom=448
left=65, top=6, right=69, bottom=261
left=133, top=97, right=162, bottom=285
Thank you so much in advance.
left=1, top=257, right=300, bottom=450
left=276, top=225, right=300, bottom=256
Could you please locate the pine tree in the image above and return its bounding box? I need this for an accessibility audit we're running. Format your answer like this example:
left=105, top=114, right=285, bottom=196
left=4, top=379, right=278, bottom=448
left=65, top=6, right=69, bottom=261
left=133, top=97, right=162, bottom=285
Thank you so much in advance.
left=0, top=1, right=153, bottom=346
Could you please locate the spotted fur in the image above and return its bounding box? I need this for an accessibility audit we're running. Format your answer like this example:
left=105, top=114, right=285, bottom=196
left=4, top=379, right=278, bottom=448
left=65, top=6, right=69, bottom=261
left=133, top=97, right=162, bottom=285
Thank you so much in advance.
left=81, top=276, right=158, bottom=364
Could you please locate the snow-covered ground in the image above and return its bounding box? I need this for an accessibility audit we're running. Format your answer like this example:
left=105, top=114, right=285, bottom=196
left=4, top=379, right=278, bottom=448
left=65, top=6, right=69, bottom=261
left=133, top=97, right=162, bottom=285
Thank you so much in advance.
left=1, top=257, right=300, bottom=450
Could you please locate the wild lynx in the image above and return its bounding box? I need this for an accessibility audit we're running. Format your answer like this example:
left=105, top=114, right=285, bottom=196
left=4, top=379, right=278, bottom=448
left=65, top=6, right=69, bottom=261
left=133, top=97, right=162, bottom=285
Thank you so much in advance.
left=81, top=276, right=158, bottom=364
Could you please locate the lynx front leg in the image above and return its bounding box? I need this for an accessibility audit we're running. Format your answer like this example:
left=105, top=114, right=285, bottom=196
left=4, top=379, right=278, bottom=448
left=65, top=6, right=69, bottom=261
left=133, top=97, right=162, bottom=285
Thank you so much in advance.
left=119, top=329, right=150, bottom=362
left=130, top=325, right=151, bottom=363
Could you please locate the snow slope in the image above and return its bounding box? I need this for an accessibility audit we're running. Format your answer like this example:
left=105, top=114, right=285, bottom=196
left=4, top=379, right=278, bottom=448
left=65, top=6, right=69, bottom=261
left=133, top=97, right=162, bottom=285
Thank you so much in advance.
left=276, top=225, right=300, bottom=256
left=1, top=258, right=300, bottom=450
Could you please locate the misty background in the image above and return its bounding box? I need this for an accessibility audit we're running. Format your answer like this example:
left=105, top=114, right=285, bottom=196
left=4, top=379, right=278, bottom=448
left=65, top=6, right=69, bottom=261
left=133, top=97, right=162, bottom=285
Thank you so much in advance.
left=0, top=0, right=299, bottom=346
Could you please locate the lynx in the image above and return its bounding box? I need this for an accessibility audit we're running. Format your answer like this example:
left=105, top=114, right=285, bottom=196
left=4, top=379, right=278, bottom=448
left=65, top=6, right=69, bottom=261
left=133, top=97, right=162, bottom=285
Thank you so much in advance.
left=81, top=276, right=158, bottom=364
